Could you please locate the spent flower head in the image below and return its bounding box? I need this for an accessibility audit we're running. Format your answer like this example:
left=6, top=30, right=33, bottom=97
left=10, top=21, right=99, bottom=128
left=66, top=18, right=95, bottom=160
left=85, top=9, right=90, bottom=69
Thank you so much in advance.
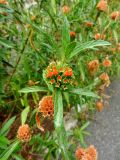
left=96, top=0, right=107, bottom=12
left=17, top=124, right=31, bottom=142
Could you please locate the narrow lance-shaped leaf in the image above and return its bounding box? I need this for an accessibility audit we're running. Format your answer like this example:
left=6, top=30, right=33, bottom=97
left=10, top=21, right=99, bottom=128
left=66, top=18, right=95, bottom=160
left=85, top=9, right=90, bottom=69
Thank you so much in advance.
left=54, top=90, right=63, bottom=128
left=21, top=106, right=30, bottom=125
left=0, top=116, right=16, bottom=136
left=54, top=91, right=70, bottom=159
left=69, top=88, right=99, bottom=98
left=69, top=40, right=111, bottom=58
left=51, top=0, right=56, bottom=14
left=0, top=38, right=15, bottom=48
left=0, top=140, right=20, bottom=160
left=62, top=16, right=70, bottom=52
left=19, top=86, right=48, bottom=93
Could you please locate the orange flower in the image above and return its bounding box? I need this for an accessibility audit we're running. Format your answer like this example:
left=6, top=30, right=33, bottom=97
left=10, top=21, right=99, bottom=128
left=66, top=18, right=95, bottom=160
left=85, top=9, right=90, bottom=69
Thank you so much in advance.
left=88, top=60, right=99, bottom=75
left=75, top=145, right=97, bottom=160
left=99, top=73, right=110, bottom=87
left=70, top=31, right=76, bottom=38
left=96, top=101, right=104, bottom=112
left=96, top=0, right=107, bottom=12
left=64, top=68, right=73, bottom=77
left=102, top=57, right=112, bottom=67
left=110, top=11, right=120, bottom=20
left=0, top=0, right=7, bottom=4
left=94, top=33, right=106, bottom=40
left=17, top=124, right=31, bottom=142
left=85, top=22, right=93, bottom=27
left=39, top=96, right=54, bottom=118
left=75, top=147, right=85, bottom=160
left=62, top=5, right=70, bottom=14
left=86, top=145, right=98, bottom=160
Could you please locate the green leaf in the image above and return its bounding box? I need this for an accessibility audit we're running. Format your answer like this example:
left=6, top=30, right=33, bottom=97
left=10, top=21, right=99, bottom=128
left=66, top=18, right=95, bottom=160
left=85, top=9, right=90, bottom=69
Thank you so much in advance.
left=19, top=86, right=48, bottom=93
left=65, top=41, right=76, bottom=58
left=69, top=40, right=111, bottom=58
left=0, top=136, right=10, bottom=145
left=0, top=38, right=14, bottom=48
left=0, top=116, right=16, bottom=136
left=21, top=106, right=30, bottom=125
left=54, top=91, right=70, bottom=159
left=62, top=16, right=70, bottom=52
left=0, top=136, right=10, bottom=149
left=80, top=122, right=90, bottom=131
left=54, top=90, right=63, bottom=128
left=51, top=0, right=56, bottom=14
left=0, top=140, right=20, bottom=160
left=69, top=88, right=99, bottom=98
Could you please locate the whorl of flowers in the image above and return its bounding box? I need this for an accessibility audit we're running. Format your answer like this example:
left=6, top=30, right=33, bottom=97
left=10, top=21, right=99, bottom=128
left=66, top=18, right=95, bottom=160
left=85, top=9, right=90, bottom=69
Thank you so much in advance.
left=96, top=0, right=107, bottom=12
left=88, top=60, right=99, bottom=75
left=39, top=96, right=54, bottom=118
left=44, top=62, right=74, bottom=90
left=75, top=145, right=97, bottom=160
left=17, top=124, right=31, bottom=142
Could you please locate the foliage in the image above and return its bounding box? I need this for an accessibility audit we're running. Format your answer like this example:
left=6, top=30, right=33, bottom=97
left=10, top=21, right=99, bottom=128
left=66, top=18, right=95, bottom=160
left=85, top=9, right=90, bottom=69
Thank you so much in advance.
left=0, top=0, right=120, bottom=159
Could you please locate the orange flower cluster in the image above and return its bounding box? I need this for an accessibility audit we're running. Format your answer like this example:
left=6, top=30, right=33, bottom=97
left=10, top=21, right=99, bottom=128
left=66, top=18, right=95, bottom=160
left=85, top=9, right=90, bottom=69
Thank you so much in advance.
left=17, top=124, right=31, bottom=142
left=88, top=60, right=99, bottom=75
left=45, top=62, right=74, bottom=90
left=85, top=22, right=93, bottom=28
left=102, top=57, right=112, bottom=67
left=110, top=11, right=120, bottom=20
left=70, top=31, right=76, bottom=38
left=96, top=0, right=107, bottom=12
left=0, top=0, right=7, bottom=4
left=99, top=72, right=110, bottom=87
left=39, top=96, right=54, bottom=118
left=96, top=101, right=104, bottom=112
left=94, top=33, right=106, bottom=40
left=62, top=5, right=70, bottom=14
left=75, top=145, right=97, bottom=160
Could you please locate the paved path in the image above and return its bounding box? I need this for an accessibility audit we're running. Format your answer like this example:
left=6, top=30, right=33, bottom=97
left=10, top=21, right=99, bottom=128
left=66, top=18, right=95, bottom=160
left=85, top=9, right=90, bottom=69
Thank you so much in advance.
left=86, top=78, right=120, bottom=160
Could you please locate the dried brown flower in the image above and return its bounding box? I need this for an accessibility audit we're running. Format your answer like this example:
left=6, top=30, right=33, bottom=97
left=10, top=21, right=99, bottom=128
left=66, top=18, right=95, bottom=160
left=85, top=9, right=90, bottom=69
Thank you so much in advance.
left=96, top=101, right=104, bottom=112
left=88, top=60, right=99, bottom=75
left=99, top=72, right=110, bottom=87
left=110, top=11, right=120, bottom=20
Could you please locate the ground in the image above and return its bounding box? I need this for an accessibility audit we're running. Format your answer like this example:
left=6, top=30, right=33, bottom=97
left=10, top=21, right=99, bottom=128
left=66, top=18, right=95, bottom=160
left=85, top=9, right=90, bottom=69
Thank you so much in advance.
left=86, top=78, right=120, bottom=160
